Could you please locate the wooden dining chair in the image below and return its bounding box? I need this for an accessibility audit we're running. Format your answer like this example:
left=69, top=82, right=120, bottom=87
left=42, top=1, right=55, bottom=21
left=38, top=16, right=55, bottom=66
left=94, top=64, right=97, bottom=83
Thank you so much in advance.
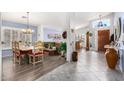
left=28, top=41, right=45, bottom=65
left=15, top=41, right=24, bottom=64
left=19, top=41, right=25, bottom=46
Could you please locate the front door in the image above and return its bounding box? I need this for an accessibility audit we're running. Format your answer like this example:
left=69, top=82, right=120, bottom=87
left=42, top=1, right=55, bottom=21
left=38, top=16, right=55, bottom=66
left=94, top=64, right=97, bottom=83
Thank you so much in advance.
left=98, top=30, right=110, bottom=51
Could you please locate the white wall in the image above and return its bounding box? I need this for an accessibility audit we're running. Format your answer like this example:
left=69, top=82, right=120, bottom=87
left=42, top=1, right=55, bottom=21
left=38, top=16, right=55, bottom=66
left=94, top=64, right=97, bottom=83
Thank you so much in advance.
left=37, top=25, right=44, bottom=41
left=0, top=13, right=2, bottom=80
left=37, top=25, right=64, bottom=42
left=76, top=26, right=87, bottom=36
left=114, top=12, right=124, bottom=41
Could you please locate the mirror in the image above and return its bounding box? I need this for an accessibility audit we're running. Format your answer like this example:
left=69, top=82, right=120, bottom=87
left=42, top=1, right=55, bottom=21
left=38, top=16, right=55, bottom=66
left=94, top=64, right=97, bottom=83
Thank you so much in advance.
left=114, top=17, right=121, bottom=42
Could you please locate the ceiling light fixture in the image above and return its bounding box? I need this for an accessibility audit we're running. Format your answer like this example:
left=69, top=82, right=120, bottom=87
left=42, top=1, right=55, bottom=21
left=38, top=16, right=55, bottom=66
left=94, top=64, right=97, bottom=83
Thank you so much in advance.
left=22, top=12, right=33, bottom=34
left=97, top=15, right=104, bottom=27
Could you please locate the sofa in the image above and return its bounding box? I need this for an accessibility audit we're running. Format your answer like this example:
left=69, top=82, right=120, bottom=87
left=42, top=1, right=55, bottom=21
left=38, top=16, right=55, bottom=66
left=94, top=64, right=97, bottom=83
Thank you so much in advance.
left=44, top=42, right=61, bottom=56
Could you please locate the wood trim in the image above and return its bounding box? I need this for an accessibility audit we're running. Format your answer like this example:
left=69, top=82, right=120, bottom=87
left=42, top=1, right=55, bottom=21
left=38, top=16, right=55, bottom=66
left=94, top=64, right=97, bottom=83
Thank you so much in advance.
left=86, top=32, right=90, bottom=50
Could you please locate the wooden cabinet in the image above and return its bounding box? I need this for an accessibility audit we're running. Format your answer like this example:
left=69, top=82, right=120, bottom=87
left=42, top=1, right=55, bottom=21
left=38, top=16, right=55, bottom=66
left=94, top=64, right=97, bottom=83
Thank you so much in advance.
left=76, top=41, right=81, bottom=50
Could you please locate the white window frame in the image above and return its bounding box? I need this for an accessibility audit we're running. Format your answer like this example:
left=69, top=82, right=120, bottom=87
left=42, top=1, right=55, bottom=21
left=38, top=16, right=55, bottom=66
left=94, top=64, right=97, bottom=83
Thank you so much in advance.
left=92, top=18, right=111, bottom=29
left=1, top=26, right=32, bottom=50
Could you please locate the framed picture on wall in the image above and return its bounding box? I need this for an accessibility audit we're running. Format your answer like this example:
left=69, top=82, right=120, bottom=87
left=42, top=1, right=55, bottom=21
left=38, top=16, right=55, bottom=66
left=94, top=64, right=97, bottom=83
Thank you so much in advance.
left=115, top=17, right=121, bottom=41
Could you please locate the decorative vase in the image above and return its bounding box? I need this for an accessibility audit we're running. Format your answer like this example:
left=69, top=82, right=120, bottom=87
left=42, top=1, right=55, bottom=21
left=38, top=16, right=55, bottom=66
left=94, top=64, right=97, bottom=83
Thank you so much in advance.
left=62, top=31, right=67, bottom=39
left=105, top=48, right=118, bottom=69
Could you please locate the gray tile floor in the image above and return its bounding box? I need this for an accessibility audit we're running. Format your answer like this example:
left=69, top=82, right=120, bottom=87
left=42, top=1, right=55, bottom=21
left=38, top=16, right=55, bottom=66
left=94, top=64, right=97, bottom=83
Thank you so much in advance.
left=37, top=49, right=124, bottom=81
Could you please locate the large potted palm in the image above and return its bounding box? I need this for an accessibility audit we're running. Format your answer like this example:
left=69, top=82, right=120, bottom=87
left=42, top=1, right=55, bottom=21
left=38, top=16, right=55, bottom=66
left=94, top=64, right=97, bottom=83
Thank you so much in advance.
left=59, top=42, right=66, bottom=59
left=58, top=31, right=67, bottom=59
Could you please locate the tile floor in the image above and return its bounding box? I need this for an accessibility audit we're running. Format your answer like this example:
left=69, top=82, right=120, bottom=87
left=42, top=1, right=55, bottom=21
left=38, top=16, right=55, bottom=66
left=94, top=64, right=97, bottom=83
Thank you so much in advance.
left=37, top=49, right=124, bottom=81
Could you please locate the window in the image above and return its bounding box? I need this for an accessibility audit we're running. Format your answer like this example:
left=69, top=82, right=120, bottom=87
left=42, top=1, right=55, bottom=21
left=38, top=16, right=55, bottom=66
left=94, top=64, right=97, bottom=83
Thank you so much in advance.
left=1, top=27, right=32, bottom=50
left=20, top=31, right=25, bottom=42
left=2, top=28, right=11, bottom=49
left=92, top=19, right=110, bottom=28
left=12, top=29, right=19, bottom=41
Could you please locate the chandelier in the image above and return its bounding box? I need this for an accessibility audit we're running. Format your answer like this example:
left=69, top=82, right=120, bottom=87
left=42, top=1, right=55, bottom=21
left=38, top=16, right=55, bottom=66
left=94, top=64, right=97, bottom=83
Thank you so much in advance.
left=22, top=12, right=33, bottom=34
left=97, top=15, right=104, bottom=27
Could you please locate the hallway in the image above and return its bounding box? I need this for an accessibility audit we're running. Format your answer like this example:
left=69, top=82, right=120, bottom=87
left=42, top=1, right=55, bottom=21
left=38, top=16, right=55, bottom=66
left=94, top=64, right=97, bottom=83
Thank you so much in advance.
left=37, top=49, right=124, bottom=81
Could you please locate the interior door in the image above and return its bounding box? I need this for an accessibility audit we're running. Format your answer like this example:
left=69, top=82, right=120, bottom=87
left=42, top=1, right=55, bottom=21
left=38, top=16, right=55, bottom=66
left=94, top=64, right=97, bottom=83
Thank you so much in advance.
left=98, top=30, right=110, bottom=51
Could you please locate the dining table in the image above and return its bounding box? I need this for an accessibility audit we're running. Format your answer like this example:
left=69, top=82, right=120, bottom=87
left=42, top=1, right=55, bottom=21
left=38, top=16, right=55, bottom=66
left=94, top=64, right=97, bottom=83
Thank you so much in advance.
left=19, top=46, right=34, bottom=64
left=19, top=46, right=34, bottom=51
left=19, top=46, right=45, bottom=64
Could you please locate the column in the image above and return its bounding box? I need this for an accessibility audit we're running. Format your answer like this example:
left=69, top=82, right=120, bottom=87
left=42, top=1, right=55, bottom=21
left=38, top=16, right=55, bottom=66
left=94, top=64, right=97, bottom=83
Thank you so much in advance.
left=66, top=13, right=76, bottom=62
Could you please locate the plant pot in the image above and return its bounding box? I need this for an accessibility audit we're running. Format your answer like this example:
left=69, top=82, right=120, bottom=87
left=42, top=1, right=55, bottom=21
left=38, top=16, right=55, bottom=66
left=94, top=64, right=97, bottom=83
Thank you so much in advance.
left=62, top=31, right=67, bottom=39
left=105, top=48, right=118, bottom=69
left=72, top=51, right=78, bottom=62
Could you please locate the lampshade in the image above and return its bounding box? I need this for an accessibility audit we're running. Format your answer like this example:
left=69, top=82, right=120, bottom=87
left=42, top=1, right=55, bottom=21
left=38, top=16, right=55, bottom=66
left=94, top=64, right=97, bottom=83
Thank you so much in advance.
left=22, top=28, right=33, bottom=34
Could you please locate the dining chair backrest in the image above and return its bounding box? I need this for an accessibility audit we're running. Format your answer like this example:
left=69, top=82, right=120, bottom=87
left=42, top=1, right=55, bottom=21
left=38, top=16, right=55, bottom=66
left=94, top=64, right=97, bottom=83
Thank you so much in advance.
left=34, top=41, right=44, bottom=52
left=19, top=41, right=25, bottom=46
left=15, top=41, right=20, bottom=54
left=12, top=41, right=16, bottom=52
left=35, top=41, right=43, bottom=46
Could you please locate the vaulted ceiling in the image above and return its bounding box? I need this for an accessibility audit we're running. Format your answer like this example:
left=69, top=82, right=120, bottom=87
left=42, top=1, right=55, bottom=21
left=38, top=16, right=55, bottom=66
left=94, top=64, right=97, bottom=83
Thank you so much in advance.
left=2, top=12, right=112, bottom=30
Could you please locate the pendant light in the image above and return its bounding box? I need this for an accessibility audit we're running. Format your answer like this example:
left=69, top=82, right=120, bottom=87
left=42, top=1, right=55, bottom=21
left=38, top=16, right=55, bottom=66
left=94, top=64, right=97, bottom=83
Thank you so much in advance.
left=22, top=12, right=33, bottom=34
left=97, top=15, right=103, bottom=27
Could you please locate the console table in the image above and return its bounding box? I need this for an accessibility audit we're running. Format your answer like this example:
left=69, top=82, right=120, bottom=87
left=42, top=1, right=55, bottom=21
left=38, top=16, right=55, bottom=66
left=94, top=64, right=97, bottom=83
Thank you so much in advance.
left=105, top=43, right=124, bottom=72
